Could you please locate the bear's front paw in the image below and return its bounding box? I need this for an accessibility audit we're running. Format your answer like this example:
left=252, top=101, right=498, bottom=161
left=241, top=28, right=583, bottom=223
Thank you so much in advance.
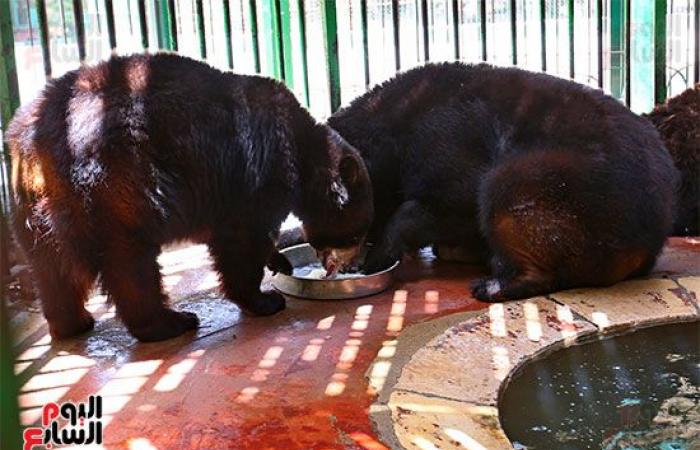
left=240, top=291, right=286, bottom=316
left=469, top=277, right=506, bottom=303
left=363, top=247, right=399, bottom=274
left=48, top=311, right=96, bottom=340
left=267, top=251, right=293, bottom=275
left=130, top=309, right=199, bottom=342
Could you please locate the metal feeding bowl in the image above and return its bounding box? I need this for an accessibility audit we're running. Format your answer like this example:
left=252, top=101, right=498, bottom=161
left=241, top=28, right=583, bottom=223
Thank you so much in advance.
left=272, top=244, right=399, bottom=300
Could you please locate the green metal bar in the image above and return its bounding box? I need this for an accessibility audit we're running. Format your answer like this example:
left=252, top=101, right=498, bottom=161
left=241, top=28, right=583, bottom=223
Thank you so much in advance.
left=223, top=0, right=234, bottom=68
left=695, top=0, right=699, bottom=83
left=275, top=0, right=285, bottom=80
left=138, top=0, right=149, bottom=49
left=127, top=0, right=134, bottom=35
left=297, top=0, right=309, bottom=105
left=24, top=0, right=34, bottom=45
left=654, top=0, right=667, bottom=103
left=59, top=0, right=68, bottom=43
left=93, top=0, right=101, bottom=33
left=321, top=0, right=341, bottom=112
left=155, top=0, right=165, bottom=48
left=0, top=295, right=21, bottom=450
left=168, top=0, right=179, bottom=51
left=155, top=0, right=175, bottom=51
left=72, top=0, right=87, bottom=61
left=510, top=0, right=517, bottom=65
left=568, top=0, right=574, bottom=78
left=422, top=0, right=430, bottom=61
left=479, top=0, right=486, bottom=60
left=597, top=0, right=603, bottom=87
left=36, top=0, right=52, bottom=77
left=260, top=0, right=283, bottom=79
left=610, top=0, right=625, bottom=100
left=105, top=0, right=117, bottom=51
left=625, top=0, right=631, bottom=106
left=452, top=0, right=460, bottom=60
left=540, top=0, right=546, bottom=70
left=0, top=0, right=20, bottom=295
left=248, top=0, right=261, bottom=72
left=392, top=0, right=401, bottom=70
left=94, top=0, right=102, bottom=33
left=361, top=0, right=370, bottom=88
left=195, top=0, right=207, bottom=58
left=279, top=0, right=294, bottom=86
left=0, top=0, right=20, bottom=133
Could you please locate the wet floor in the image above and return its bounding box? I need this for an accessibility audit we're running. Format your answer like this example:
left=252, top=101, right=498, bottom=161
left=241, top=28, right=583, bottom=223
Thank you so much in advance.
left=500, top=321, right=700, bottom=450
left=8, top=237, right=699, bottom=449
left=9, top=245, right=487, bottom=449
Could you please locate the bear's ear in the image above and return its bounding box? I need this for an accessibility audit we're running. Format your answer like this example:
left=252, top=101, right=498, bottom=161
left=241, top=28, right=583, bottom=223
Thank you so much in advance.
left=339, top=155, right=360, bottom=186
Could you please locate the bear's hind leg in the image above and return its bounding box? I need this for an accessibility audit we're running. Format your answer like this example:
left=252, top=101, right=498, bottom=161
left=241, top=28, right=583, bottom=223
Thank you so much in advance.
left=208, top=229, right=285, bottom=316
left=12, top=212, right=97, bottom=339
left=470, top=256, right=556, bottom=302
left=471, top=201, right=565, bottom=303
left=31, top=256, right=97, bottom=339
left=100, top=239, right=198, bottom=342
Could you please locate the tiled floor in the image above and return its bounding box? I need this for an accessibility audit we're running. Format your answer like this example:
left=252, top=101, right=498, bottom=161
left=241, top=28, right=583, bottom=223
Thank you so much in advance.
left=8, top=237, right=699, bottom=449
left=368, top=239, right=700, bottom=450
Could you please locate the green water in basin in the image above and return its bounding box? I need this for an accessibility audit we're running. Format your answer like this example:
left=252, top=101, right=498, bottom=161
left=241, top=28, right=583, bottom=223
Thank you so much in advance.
left=500, top=321, right=699, bottom=450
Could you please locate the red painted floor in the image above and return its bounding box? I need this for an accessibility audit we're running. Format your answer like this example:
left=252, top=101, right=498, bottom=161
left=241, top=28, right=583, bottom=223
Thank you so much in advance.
left=9, top=237, right=699, bottom=450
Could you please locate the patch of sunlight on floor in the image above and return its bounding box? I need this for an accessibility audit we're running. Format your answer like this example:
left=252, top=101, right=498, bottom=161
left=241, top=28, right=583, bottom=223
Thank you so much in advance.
left=444, top=428, right=489, bottom=450
left=153, top=349, right=205, bottom=392
left=158, top=245, right=212, bottom=276
left=368, top=339, right=397, bottom=395
left=556, top=304, right=579, bottom=345
left=235, top=386, right=259, bottom=404
left=489, top=304, right=507, bottom=337
left=301, top=338, right=325, bottom=362
left=91, top=359, right=165, bottom=427
left=524, top=301, right=543, bottom=342
left=235, top=340, right=290, bottom=403
left=22, top=368, right=90, bottom=392
left=386, top=290, right=408, bottom=336
left=492, top=345, right=511, bottom=381
left=349, top=431, right=389, bottom=450
left=326, top=304, right=376, bottom=396
left=317, top=315, right=336, bottom=330
left=424, top=290, right=439, bottom=314
left=412, top=435, right=440, bottom=450
left=17, top=330, right=100, bottom=425
left=40, top=354, right=96, bottom=372
left=128, top=437, right=159, bottom=450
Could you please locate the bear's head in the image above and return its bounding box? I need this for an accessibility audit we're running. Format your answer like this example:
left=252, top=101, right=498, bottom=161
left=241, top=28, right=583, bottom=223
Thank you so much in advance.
left=298, top=128, right=373, bottom=275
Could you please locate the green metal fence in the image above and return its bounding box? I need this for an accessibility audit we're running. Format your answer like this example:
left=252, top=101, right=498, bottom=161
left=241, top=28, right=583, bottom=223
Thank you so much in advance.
left=1, top=0, right=699, bottom=268
left=0, top=0, right=699, bottom=250
left=2, top=1, right=699, bottom=120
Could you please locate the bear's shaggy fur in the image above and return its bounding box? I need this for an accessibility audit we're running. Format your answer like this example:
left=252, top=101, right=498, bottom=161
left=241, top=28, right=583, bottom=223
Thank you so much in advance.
left=328, top=63, right=678, bottom=302
left=644, top=84, right=699, bottom=236
left=7, top=54, right=372, bottom=341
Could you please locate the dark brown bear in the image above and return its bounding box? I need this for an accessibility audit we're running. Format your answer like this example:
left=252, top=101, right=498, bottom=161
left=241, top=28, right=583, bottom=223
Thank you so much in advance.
left=644, top=84, right=699, bottom=236
left=327, top=63, right=678, bottom=302
left=7, top=53, right=373, bottom=341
